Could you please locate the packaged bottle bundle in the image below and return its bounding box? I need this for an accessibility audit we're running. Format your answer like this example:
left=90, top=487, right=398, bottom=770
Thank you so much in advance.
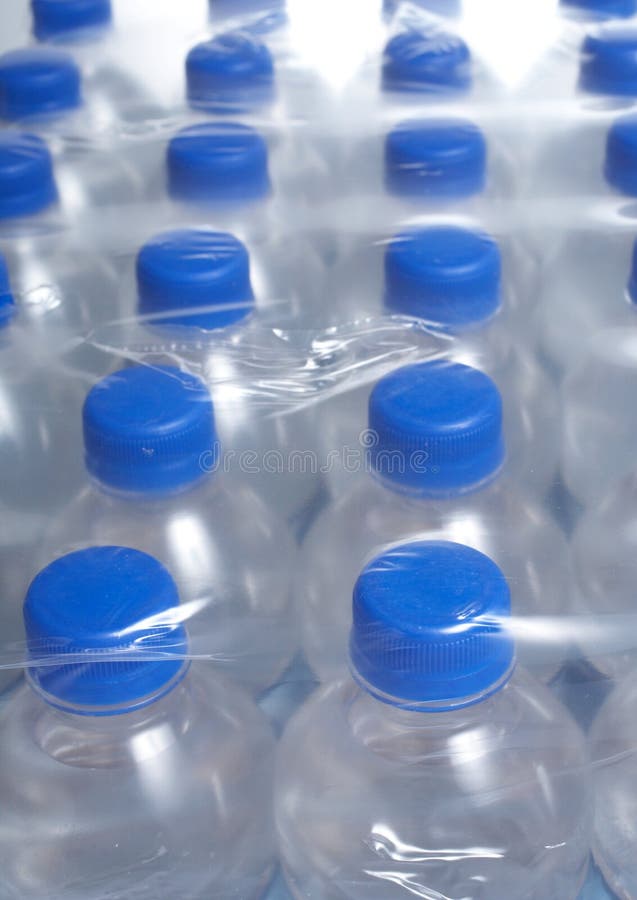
left=3, top=1, right=637, bottom=899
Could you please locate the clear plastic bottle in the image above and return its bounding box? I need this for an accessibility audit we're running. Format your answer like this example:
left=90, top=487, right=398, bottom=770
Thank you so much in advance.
left=0, top=128, right=142, bottom=228
left=591, top=669, right=637, bottom=900
left=0, top=544, right=276, bottom=900
left=125, top=227, right=326, bottom=531
left=318, top=225, right=558, bottom=499
left=342, top=20, right=500, bottom=133
left=561, top=325, right=637, bottom=507
left=37, top=364, right=296, bottom=694
left=524, top=29, right=637, bottom=204
left=535, top=230, right=637, bottom=381
left=331, top=115, right=512, bottom=237
left=523, top=22, right=637, bottom=102
left=570, top=467, right=637, bottom=678
left=186, top=31, right=276, bottom=116
left=28, top=0, right=170, bottom=132
left=0, top=45, right=162, bottom=140
left=139, top=118, right=319, bottom=261
left=278, top=540, right=591, bottom=900
left=0, top=250, right=95, bottom=694
left=300, top=360, right=572, bottom=684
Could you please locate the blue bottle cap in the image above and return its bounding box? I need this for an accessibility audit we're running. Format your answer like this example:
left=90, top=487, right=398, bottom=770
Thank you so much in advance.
left=83, top=365, right=218, bottom=494
left=580, top=30, right=637, bottom=95
left=137, top=229, right=255, bottom=330
left=605, top=114, right=637, bottom=195
left=0, top=49, right=81, bottom=120
left=186, top=32, right=275, bottom=114
left=566, top=0, right=636, bottom=20
left=384, top=226, right=501, bottom=328
left=25, top=546, right=189, bottom=715
left=350, top=540, right=514, bottom=708
left=32, top=0, right=112, bottom=41
left=382, top=29, right=472, bottom=95
left=368, top=360, right=504, bottom=496
left=167, top=122, right=270, bottom=205
left=0, top=252, right=16, bottom=328
left=0, top=131, right=57, bottom=219
left=385, top=118, right=486, bottom=199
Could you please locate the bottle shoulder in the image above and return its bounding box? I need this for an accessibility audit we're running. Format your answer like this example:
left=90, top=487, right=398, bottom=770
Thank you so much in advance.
left=279, top=670, right=587, bottom=785
left=0, top=664, right=274, bottom=780
left=304, top=474, right=560, bottom=560
left=45, top=474, right=293, bottom=553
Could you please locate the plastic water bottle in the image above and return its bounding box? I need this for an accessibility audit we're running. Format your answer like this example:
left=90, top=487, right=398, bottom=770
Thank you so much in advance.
left=524, top=22, right=637, bottom=100
left=300, top=360, right=572, bottom=684
left=0, top=46, right=162, bottom=140
left=37, top=364, right=296, bottom=694
left=0, top=252, right=90, bottom=691
left=319, top=225, right=558, bottom=499
left=186, top=31, right=276, bottom=116
left=0, top=544, right=276, bottom=899
left=525, top=29, right=637, bottom=199
left=28, top=0, right=167, bottom=130
left=142, top=120, right=298, bottom=241
left=569, top=467, right=637, bottom=678
left=342, top=21, right=501, bottom=132
left=591, top=670, right=637, bottom=900
left=278, top=540, right=591, bottom=900
left=561, top=325, right=637, bottom=507
left=333, top=115, right=511, bottom=236
left=0, top=129, right=142, bottom=228
left=126, top=227, right=326, bottom=530
left=186, top=27, right=330, bottom=133
left=535, top=230, right=637, bottom=380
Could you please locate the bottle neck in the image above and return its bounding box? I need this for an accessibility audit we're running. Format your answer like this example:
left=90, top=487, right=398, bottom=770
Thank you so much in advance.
left=351, top=659, right=516, bottom=715
left=89, top=467, right=219, bottom=505
left=345, top=672, right=519, bottom=763
left=29, top=665, right=194, bottom=769
left=370, top=458, right=504, bottom=504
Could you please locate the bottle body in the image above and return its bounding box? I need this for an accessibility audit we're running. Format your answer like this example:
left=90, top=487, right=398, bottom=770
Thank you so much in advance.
left=0, top=664, right=276, bottom=900
left=561, top=325, right=637, bottom=506
left=535, top=230, right=637, bottom=381
left=570, top=468, right=637, bottom=678
left=299, top=474, right=573, bottom=683
left=332, top=143, right=510, bottom=232
left=276, top=670, right=590, bottom=900
left=592, top=670, right=637, bottom=900
left=38, top=474, right=296, bottom=693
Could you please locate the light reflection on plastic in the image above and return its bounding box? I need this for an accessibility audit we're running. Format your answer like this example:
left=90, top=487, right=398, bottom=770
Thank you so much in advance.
left=287, top=0, right=386, bottom=89
left=460, top=0, right=559, bottom=88
left=367, top=823, right=504, bottom=862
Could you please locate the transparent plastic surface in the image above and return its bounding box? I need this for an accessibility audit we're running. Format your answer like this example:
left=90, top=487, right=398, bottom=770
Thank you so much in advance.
left=276, top=669, right=590, bottom=900
left=0, top=663, right=276, bottom=900
left=1, top=3, right=637, bottom=900
left=592, top=671, right=637, bottom=900
left=37, top=474, right=297, bottom=694
left=299, top=471, right=574, bottom=684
